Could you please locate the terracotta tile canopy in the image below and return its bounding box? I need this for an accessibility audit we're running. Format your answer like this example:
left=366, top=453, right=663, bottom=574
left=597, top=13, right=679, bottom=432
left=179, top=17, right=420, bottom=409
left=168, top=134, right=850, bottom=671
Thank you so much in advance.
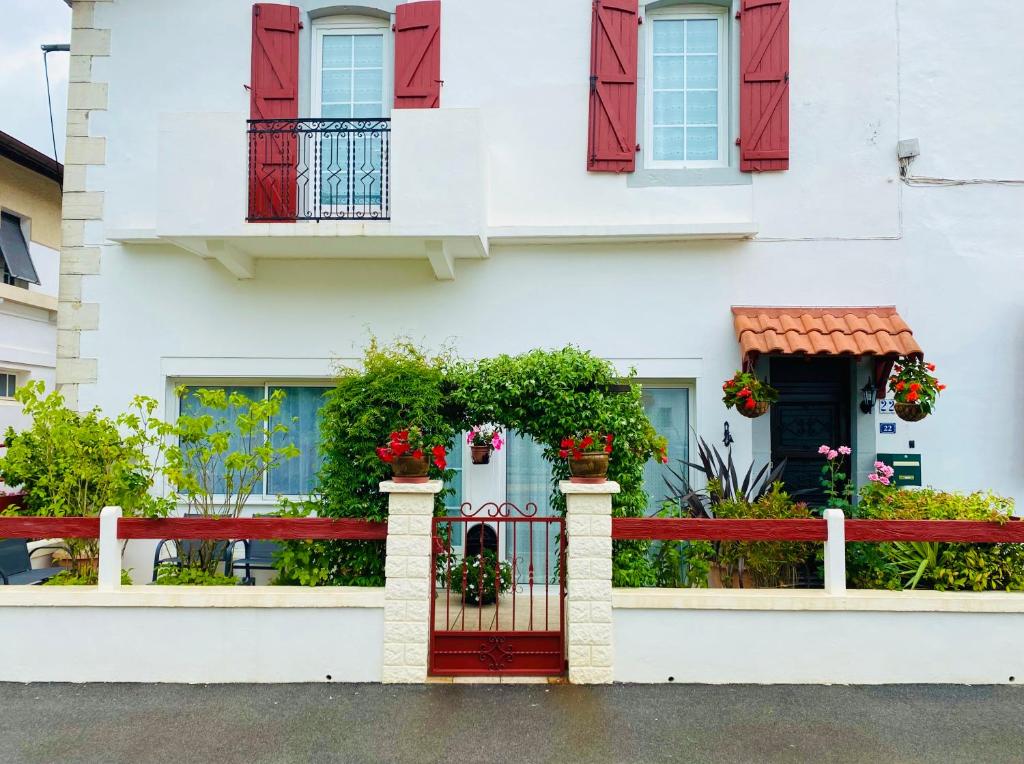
left=732, top=306, right=923, bottom=366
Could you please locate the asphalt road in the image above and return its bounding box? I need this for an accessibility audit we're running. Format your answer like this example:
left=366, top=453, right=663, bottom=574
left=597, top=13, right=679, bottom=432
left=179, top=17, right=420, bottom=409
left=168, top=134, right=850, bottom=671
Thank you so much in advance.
left=0, top=683, right=1021, bottom=763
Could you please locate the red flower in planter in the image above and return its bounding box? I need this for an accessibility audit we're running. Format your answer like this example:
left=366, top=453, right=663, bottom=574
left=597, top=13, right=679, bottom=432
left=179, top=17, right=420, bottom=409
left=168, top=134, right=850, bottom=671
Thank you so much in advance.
left=561, top=438, right=574, bottom=449
left=926, top=363, right=936, bottom=371
left=895, top=381, right=905, bottom=392
left=744, top=397, right=756, bottom=410
left=907, top=390, right=919, bottom=402
left=412, top=449, right=423, bottom=459
left=581, top=435, right=594, bottom=449
left=559, top=449, right=569, bottom=458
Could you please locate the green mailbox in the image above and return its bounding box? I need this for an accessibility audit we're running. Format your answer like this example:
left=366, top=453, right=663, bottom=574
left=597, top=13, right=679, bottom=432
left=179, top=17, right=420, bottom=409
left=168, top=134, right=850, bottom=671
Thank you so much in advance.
left=876, top=453, right=922, bottom=487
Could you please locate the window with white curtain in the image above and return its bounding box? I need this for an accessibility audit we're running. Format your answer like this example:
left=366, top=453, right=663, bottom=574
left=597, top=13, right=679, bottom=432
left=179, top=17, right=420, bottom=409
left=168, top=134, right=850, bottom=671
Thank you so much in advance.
left=645, top=8, right=728, bottom=167
left=640, top=386, right=690, bottom=514
left=312, top=20, right=389, bottom=208
left=179, top=385, right=329, bottom=497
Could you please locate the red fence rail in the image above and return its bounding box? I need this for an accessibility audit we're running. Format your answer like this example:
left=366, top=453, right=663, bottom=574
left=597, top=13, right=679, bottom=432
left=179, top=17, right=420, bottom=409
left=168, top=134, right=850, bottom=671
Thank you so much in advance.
left=0, top=517, right=100, bottom=539
left=0, top=513, right=387, bottom=541
left=611, top=517, right=1024, bottom=543
left=117, top=517, right=387, bottom=540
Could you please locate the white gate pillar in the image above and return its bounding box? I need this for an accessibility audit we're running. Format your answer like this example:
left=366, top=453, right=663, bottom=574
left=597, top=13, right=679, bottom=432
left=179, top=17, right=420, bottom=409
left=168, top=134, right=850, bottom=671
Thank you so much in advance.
left=380, top=479, right=443, bottom=683
left=561, top=480, right=619, bottom=685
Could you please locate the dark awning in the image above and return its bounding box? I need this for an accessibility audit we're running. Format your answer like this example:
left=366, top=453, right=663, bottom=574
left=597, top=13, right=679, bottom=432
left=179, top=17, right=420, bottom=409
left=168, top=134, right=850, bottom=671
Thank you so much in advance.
left=0, top=212, right=40, bottom=285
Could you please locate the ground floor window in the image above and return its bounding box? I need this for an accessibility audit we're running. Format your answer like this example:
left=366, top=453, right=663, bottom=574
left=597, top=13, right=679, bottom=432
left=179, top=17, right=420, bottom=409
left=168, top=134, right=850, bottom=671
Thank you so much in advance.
left=179, top=384, right=330, bottom=497
left=0, top=372, right=17, bottom=399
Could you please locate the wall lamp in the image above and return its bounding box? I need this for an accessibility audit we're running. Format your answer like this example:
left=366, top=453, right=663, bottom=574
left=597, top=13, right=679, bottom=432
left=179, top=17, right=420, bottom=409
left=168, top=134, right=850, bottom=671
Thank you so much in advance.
left=859, top=379, right=878, bottom=414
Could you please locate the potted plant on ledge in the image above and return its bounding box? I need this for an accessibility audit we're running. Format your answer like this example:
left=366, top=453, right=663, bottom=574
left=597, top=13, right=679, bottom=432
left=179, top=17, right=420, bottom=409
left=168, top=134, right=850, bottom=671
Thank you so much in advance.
left=888, top=357, right=946, bottom=422
left=376, top=427, right=447, bottom=483
left=560, top=432, right=616, bottom=483
left=467, top=425, right=503, bottom=465
left=722, top=371, right=778, bottom=418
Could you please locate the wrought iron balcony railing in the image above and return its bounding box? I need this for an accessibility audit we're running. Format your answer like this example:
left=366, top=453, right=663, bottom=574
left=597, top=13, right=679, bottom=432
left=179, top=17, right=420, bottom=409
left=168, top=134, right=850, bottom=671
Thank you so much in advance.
left=247, top=118, right=390, bottom=222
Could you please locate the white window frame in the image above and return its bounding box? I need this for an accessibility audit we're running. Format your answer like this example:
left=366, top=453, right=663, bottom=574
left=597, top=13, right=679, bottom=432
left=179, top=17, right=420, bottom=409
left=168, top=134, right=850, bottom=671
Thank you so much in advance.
left=172, top=380, right=332, bottom=505
left=0, top=371, right=17, bottom=399
left=643, top=5, right=730, bottom=170
left=311, top=18, right=392, bottom=120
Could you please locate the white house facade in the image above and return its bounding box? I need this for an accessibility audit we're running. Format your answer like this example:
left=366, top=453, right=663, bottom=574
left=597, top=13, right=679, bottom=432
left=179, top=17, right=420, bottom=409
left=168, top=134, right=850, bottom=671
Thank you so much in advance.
left=58, top=0, right=1024, bottom=520
left=0, top=132, right=60, bottom=436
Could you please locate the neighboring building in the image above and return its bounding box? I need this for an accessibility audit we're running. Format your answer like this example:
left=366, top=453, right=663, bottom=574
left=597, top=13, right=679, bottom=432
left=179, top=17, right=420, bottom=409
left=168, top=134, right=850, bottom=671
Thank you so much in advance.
left=59, top=0, right=1023, bottom=515
left=0, top=131, right=61, bottom=435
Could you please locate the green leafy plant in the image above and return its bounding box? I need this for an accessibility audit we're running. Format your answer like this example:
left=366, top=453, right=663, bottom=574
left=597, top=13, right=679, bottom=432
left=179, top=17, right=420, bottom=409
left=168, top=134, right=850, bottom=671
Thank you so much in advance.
left=163, top=386, right=299, bottom=572
left=651, top=500, right=711, bottom=588
left=686, top=484, right=815, bottom=588
left=0, top=381, right=172, bottom=575
left=448, top=549, right=514, bottom=605
left=664, top=434, right=792, bottom=518
left=722, top=370, right=778, bottom=414
left=887, top=356, right=946, bottom=414
left=275, top=340, right=457, bottom=587
left=152, top=564, right=237, bottom=586
left=43, top=569, right=133, bottom=586
left=848, top=486, right=1021, bottom=591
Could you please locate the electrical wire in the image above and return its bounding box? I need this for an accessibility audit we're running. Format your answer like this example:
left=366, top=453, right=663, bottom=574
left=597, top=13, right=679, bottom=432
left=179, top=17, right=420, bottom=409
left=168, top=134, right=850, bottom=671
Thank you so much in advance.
left=42, top=50, right=58, bottom=164
left=898, top=156, right=1024, bottom=187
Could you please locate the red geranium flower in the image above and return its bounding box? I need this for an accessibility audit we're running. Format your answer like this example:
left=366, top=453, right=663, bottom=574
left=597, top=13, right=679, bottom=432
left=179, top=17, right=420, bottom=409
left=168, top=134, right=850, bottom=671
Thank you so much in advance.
left=561, top=438, right=573, bottom=449
left=909, top=382, right=920, bottom=392
left=412, top=449, right=423, bottom=459
left=895, top=381, right=905, bottom=391
left=604, top=444, right=612, bottom=453
left=926, top=363, right=936, bottom=371
left=581, top=435, right=594, bottom=449
left=907, top=390, right=919, bottom=402
left=937, top=384, right=946, bottom=391
left=559, top=449, right=569, bottom=458
left=744, top=397, right=756, bottom=410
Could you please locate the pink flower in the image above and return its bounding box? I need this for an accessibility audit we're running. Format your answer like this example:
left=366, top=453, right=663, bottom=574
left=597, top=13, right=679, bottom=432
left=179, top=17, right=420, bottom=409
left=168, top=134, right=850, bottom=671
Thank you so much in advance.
left=818, top=445, right=831, bottom=455
left=838, top=446, right=851, bottom=456
left=466, top=431, right=474, bottom=444
left=879, top=476, right=890, bottom=486
left=827, top=450, right=838, bottom=460
left=868, top=473, right=879, bottom=482
left=882, top=465, right=895, bottom=478
left=874, top=460, right=885, bottom=470
left=492, top=434, right=504, bottom=450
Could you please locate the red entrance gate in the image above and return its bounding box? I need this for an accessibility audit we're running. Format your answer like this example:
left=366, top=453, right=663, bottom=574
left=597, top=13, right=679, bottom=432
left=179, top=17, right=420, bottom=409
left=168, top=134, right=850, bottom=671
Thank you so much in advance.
left=429, top=502, right=566, bottom=677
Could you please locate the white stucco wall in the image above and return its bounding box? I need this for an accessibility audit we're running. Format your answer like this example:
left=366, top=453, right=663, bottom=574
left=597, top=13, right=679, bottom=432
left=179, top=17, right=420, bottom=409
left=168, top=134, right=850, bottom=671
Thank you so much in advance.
left=72, top=0, right=1024, bottom=504
left=614, top=592, right=1024, bottom=684
left=0, top=588, right=384, bottom=683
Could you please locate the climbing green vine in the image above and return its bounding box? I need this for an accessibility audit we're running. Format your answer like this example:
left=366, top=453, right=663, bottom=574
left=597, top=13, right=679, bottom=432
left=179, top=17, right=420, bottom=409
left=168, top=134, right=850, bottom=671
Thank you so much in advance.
left=275, top=340, right=666, bottom=586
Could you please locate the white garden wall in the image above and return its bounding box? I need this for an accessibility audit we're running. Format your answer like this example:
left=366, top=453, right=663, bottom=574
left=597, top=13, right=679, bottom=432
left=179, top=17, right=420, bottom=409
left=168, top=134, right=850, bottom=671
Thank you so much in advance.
left=0, top=587, right=384, bottom=683
left=613, top=589, right=1024, bottom=684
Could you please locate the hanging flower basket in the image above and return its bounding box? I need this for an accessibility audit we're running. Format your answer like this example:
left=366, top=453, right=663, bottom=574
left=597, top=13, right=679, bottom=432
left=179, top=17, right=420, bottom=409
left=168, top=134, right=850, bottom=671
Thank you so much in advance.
left=736, top=400, right=770, bottom=419
left=467, top=425, right=503, bottom=465
left=887, top=356, right=946, bottom=423
left=894, top=402, right=927, bottom=422
left=722, top=370, right=777, bottom=419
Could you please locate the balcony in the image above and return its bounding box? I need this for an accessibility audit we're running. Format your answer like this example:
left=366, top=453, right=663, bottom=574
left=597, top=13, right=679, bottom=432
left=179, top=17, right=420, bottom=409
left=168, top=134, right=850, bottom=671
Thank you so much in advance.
left=247, top=118, right=390, bottom=223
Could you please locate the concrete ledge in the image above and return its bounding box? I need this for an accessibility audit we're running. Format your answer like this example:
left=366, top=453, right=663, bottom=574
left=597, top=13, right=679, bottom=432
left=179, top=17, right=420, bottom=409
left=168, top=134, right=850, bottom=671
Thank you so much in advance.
left=612, top=587, right=1024, bottom=613
left=0, top=585, right=385, bottom=608
left=0, top=282, right=58, bottom=313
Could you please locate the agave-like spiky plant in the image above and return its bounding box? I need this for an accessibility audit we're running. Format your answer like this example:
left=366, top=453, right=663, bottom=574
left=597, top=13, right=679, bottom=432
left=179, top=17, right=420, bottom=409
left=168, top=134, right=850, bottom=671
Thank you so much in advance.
left=662, top=434, right=792, bottom=518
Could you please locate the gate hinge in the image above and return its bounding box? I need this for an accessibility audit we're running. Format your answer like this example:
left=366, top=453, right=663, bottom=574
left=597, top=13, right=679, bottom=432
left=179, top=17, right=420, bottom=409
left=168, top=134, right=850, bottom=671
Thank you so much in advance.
left=735, top=137, right=742, bottom=146
left=589, top=74, right=598, bottom=93
left=635, top=143, right=641, bottom=152
left=735, top=10, right=742, bottom=20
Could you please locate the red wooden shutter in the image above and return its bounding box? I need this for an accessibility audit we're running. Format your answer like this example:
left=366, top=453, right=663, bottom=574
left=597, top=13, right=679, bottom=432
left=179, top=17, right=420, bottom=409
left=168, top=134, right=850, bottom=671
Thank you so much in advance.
left=393, top=1, right=441, bottom=109
left=248, top=3, right=300, bottom=221
left=739, top=0, right=789, bottom=171
left=587, top=0, right=638, bottom=173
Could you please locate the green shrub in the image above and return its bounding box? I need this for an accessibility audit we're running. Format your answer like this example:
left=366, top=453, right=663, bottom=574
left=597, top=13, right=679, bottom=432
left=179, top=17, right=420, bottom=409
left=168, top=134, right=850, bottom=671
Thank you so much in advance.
left=849, top=487, right=1022, bottom=591
left=447, top=549, right=514, bottom=605
left=686, top=484, right=815, bottom=588
left=0, top=381, right=172, bottom=575
left=274, top=340, right=456, bottom=587
left=152, top=564, right=237, bottom=586
left=43, top=569, right=133, bottom=586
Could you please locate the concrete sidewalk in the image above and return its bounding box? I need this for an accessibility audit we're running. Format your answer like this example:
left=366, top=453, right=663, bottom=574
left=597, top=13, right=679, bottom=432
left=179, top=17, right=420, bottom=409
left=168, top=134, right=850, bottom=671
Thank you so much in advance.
left=0, top=683, right=1021, bottom=763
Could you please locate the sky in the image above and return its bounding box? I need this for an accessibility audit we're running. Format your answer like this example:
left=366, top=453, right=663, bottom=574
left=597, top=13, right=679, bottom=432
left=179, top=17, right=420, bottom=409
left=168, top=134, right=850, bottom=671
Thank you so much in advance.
left=0, top=0, right=72, bottom=162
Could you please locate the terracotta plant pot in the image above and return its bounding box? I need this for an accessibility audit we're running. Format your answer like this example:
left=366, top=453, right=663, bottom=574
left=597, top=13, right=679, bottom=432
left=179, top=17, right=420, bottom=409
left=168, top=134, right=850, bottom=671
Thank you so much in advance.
left=470, top=444, right=492, bottom=465
left=894, top=402, right=927, bottom=422
left=736, top=400, right=770, bottom=419
left=568, top=452, right=610, bottom=483
left=390, top=454, right=430, bottom=483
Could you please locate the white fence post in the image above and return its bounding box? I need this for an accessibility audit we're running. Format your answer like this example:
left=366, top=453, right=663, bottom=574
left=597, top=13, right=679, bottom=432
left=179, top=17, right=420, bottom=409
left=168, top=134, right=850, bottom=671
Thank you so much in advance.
left=97, top=506, right=122, bottom=591
left=823, top=508, right=846, bottom=595
left=561, top=479, right=619, bottom=685
left=380, top=479, right=443, bottom=683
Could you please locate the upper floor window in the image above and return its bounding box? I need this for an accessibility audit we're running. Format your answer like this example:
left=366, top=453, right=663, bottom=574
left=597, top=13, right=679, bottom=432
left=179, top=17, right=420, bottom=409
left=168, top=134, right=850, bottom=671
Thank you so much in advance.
left=0, top=212, right=38, bottom=289
left=0, top=373, right=17, bottom=399
left=312, top=19, right=390, bottom=120
left=645, top=6, right=729, bottom=168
